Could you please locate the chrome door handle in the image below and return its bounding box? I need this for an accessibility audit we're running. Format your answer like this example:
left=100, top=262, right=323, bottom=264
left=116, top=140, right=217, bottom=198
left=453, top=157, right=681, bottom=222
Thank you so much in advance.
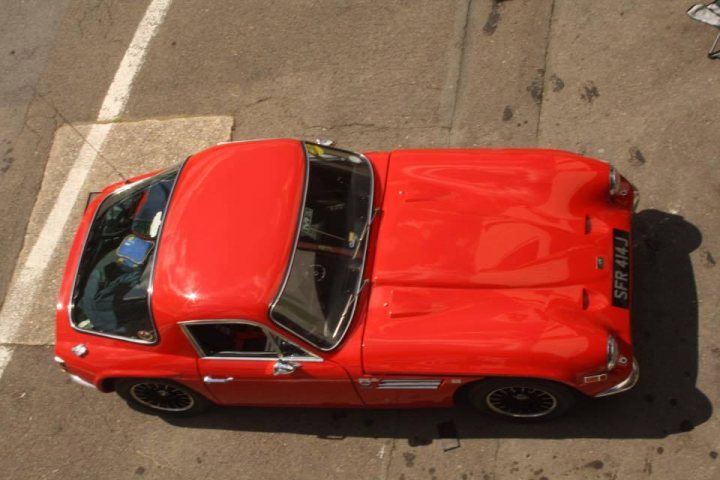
left=203, top=376, right=234, bottom=384
left=273, top=360, right=300, bottom=376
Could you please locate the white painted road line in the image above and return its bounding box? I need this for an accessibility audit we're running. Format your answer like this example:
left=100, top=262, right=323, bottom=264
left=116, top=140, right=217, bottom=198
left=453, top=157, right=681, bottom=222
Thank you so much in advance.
left=0, top=0, right=174, bottom=379
left=98, top=0, right=173, bottom=122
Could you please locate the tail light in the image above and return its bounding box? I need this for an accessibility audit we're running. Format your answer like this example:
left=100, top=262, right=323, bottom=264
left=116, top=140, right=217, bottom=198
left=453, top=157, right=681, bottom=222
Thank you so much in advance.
left=609, top=166, right=638, bottom=210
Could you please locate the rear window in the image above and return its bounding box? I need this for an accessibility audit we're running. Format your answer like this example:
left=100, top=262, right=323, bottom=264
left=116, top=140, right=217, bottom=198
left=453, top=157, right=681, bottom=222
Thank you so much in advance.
left=70, top=169, right=179, bottom=343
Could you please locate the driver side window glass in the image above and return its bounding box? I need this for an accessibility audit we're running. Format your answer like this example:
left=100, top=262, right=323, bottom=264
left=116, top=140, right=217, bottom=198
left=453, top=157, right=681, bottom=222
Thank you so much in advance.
left=272, top=334, right=311, bottom=359
left=187, top=323, right=277, bottom=358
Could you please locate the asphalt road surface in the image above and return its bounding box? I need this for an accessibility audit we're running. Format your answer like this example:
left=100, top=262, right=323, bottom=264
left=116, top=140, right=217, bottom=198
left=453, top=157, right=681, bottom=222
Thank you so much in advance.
left=1, top=1, right=719, bottom=479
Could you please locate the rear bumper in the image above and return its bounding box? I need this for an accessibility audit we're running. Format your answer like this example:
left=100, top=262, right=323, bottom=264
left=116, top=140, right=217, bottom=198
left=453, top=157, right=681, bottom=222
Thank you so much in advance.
left=69, top=373, right=97, bottom=389
left=55, top=355, right=97, bottom=390
left=594, top=359, right=639, bottom=397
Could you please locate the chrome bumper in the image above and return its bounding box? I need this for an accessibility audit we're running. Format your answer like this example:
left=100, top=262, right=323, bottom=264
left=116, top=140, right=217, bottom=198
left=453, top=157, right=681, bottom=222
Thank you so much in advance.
left=69, top=373, right=96, bottom=389
left=55, top=356, right=96, bottom=390
left=595, top=359, right=640, bottom=397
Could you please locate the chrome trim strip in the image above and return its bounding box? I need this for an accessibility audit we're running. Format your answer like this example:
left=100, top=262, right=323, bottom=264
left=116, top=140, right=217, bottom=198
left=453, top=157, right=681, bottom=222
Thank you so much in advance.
left=67, top=160, right=190, bottom=346
left=376, top=379, right=442, bottom=390
left=69, top=374, right=96, bottom=389
left=203, top=376, right=234, bottom=383
left=595, top=359, right=639, bottom=397
left=179, top=319, right=322, bottom=362
left=632, top=188, right=640, bottom=211
left=268, top=142, right=375, bottom=351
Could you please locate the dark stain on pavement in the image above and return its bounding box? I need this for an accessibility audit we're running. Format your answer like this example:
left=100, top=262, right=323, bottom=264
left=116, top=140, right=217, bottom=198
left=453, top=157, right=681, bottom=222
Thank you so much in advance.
left=581, top=81, right=600, bottom=103
left=584, top=460, right=604, bottom=470
left=643, top=458, right=653, bottom=475
left=703, top=251, right=716, bottom=267
left=503, top=105, right=513, bottom=121
left=550, top=74, right=565, bottom=92
left=527, top=69, right=545, bottom=105
left=403, top=451, right=416, bottom=467
left=629, top=146, right=646, bottom=166
left=483, top=1, right=502, bottom=35
left=134, top=466, right=145, bottom=475
left=656, top=447, right=664, bottom=454
left=710, top=451, right=718, bottom=459
left=1, top=143, right=14, bottom=173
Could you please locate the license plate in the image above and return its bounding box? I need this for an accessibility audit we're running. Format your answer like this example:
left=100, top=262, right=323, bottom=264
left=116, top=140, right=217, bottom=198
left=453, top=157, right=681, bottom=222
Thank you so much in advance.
left=612, top=229, right=630, bottom=308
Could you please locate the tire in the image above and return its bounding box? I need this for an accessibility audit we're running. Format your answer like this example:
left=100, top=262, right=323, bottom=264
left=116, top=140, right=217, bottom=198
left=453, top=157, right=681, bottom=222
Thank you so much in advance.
left=115, top=378, right=212, bottom=416
left=467, top=378, right=577, bottom=422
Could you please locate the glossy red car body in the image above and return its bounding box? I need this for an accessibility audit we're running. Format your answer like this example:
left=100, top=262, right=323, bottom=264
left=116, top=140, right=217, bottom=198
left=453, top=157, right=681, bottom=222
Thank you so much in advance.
left=55, top=139, right=638, bottom=412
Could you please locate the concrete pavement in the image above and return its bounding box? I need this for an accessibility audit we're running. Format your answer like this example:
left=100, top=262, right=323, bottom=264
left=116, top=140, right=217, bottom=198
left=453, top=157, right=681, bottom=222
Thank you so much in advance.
left=0, top=1, right=718, bottom=479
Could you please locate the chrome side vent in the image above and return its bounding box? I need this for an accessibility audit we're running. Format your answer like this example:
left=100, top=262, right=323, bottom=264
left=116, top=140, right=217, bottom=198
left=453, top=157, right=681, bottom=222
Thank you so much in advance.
left=377, top=379, right=442, bottom=390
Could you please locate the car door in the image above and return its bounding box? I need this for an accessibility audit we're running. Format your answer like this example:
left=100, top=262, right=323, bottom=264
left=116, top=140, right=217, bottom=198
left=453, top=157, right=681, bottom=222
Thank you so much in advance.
left=181, top=320, right=363, bottom=407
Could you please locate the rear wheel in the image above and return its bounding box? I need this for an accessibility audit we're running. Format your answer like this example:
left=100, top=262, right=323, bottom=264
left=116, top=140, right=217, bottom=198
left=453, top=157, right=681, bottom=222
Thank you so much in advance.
left=115, top=378, right=211, bottom=416
left=467, top=378, right=576, bottom=421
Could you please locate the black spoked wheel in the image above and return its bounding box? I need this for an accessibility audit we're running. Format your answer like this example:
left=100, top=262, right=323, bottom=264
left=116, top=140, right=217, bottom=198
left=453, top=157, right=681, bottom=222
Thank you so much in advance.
left=130, top=382, right=195, bottom=412
left=485, top=386, right=558, bottom=418
left=116, top=378, right=211, bottom=416
left=468, top=378, right=576, bottom=422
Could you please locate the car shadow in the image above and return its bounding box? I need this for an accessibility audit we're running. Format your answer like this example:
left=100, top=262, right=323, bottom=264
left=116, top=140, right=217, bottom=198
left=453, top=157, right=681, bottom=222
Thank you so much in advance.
left=162, top=209, right=712, bottom=440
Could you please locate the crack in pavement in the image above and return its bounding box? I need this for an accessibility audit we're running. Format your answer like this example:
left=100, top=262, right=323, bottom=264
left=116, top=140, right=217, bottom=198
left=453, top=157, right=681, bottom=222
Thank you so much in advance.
left=446, top=0, right=473, bottom=146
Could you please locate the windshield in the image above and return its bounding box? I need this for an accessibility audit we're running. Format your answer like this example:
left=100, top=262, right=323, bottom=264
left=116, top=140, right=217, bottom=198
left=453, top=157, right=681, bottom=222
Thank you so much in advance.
left=270, top=143, right=373, bottom=350
left=70, top=168, right=180, bottom=343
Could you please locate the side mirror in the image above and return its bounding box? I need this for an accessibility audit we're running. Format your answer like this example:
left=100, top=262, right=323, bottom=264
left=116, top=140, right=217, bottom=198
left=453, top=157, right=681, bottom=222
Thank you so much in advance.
left=273, top=360, right=300, bottom=376
left=314, top=137, right=336, bottom=147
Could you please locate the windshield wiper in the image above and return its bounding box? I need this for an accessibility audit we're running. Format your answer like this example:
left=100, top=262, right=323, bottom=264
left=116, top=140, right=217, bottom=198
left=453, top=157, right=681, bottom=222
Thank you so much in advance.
left=352, top=208, right=380, bottom=259
left=332, top=278, right=370, bottom=338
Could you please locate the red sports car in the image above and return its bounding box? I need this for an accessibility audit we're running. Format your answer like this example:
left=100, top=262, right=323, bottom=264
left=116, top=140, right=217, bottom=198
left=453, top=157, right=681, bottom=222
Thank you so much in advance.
left=54, top=139, right=639, bottom=421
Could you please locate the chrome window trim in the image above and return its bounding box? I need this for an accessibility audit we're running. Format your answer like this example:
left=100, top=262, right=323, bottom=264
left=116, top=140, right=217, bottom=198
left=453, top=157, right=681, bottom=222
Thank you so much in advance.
left=67, top=159, right=191, bottom=346
left=179, top=319, right=323, bottom=362
left=268, top=141, right=375, bottom=352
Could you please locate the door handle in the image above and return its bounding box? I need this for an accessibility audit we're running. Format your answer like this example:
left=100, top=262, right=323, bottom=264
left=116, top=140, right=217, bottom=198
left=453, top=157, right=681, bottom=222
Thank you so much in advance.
left=203, top=376, right=234, bottom=384
left=273, top=360, right=300, bottom=376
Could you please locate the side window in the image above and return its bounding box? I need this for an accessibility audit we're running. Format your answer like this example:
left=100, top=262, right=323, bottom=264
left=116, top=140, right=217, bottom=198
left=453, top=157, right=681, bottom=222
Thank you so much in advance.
left=272, top=334, right=313, bottom=359
left=187, top=323, right=276, bottom=358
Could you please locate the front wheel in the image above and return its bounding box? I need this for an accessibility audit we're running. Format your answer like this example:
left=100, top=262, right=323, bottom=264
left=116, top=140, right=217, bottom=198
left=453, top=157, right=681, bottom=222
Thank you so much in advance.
left=115, top=378, right=211, bottom=416
left=467, top=378, right=577, bottom=421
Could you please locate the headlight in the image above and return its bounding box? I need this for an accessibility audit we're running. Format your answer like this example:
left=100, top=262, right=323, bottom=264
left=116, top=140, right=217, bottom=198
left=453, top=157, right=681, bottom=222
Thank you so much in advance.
left=607, top=335, right=619, bottom=372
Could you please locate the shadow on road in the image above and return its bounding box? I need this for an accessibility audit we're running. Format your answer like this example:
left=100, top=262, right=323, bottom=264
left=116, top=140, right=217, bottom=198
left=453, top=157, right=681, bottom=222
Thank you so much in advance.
left=162, top=209, right=712, bottom=440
